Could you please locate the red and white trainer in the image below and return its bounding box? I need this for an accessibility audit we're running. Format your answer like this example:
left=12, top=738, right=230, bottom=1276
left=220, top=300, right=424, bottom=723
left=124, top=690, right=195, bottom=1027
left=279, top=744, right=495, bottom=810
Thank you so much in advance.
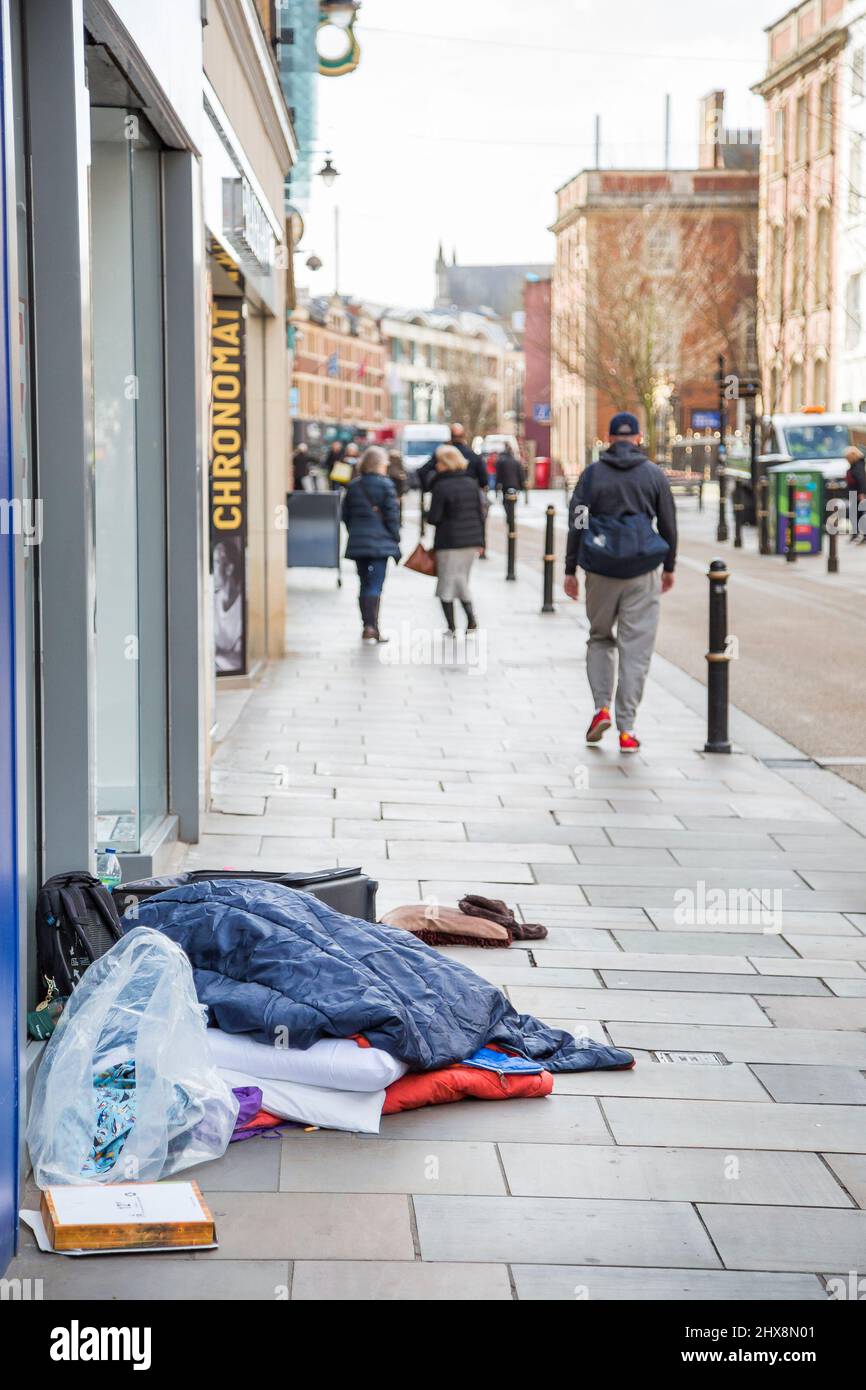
left=619, top=732, right=641, bottom=755
left=585, top=707, right=612, bottom=744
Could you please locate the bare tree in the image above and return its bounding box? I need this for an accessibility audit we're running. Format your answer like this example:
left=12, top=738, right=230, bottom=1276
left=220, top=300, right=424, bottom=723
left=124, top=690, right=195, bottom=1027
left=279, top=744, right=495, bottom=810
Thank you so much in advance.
left=443, top=366, right=499, bottom=440
left=553, top=206, right=757, bottom=458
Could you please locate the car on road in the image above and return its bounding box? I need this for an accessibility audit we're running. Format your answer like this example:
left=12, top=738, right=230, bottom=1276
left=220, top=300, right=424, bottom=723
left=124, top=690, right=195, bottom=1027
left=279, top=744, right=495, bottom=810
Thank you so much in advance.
left=764, top=411, right=866, bottom=472
left=399, top=423, right=451, bottom=487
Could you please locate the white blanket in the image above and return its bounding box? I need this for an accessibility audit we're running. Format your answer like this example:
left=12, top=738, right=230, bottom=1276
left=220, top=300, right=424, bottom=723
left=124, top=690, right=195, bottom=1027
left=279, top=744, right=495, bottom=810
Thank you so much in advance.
left=206, top=1029, right=406, bottom=1091
left=220, top=1068, right=385, bottom=1135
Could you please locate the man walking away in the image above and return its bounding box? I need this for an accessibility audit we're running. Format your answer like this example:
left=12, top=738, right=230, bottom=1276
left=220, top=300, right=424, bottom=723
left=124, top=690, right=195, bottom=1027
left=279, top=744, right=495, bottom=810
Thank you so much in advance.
left=495, top=443, right=527, bottom=501
left=845, top=446, right=866, bottom=543
left=564, top=412, right=677, bottom=754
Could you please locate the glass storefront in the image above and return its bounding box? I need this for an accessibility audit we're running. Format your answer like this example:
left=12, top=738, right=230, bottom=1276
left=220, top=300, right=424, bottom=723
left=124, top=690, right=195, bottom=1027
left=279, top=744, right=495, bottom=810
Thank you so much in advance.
left=90, top=109, right=168, bottom=854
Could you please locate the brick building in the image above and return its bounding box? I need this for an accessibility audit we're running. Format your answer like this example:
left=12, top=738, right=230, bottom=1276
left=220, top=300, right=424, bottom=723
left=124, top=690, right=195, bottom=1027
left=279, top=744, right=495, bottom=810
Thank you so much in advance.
left=753, top=0, right=846, bottom=414
left=290, top=293, right=386, bottom=446
left=522, top=275, right=552, bottom=463
left=550, top=93, right=759, bottom=474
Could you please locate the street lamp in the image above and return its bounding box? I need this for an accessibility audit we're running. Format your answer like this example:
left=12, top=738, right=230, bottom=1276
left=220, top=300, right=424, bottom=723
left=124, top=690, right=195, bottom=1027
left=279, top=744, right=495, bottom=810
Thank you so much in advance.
left=318, top=154, right=339, bottom=188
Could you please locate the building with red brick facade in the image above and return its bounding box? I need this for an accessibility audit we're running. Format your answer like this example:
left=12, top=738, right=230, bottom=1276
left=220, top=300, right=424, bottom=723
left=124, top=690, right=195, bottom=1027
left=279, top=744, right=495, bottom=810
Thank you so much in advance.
left=551, top=95, right=759, bottom=474
left=522, top=276, right=552, bottom=464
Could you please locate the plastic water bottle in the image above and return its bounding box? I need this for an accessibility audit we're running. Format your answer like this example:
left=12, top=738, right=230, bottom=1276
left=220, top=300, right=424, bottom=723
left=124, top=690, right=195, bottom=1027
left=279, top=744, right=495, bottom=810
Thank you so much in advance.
left=96, top=848, right=122, bottom=891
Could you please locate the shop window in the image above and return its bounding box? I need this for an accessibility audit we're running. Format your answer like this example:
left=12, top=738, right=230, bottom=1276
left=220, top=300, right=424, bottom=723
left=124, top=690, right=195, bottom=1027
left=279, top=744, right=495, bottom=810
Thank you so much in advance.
left=90, top=109, right=168, bottom=854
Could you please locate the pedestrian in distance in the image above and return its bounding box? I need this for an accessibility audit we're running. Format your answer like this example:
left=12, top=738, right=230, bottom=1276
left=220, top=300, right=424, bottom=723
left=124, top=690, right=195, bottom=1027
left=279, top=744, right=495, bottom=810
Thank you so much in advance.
left=425, top=444, right=485, bottom=634
left=844, top=446, right=866, bottom=543
left=292, top=442, right=311, bottom=491
left=495, top=443, right=527, bottom=501
left=341, top=446, right=402, bottom=643
left=387, top=448, right=409, bottom=523
left=563, top=411, right=677, bottom=754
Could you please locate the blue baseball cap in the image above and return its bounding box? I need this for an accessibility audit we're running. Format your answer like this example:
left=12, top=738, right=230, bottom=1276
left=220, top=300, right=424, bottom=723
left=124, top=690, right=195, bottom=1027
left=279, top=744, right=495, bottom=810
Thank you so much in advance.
left=609, top=412, right=640, bottom=437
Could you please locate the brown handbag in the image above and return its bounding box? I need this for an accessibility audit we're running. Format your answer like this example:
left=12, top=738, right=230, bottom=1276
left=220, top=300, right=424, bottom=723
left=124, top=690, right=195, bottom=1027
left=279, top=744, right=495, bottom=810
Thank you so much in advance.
left=403, top=541, right=437, bottom=576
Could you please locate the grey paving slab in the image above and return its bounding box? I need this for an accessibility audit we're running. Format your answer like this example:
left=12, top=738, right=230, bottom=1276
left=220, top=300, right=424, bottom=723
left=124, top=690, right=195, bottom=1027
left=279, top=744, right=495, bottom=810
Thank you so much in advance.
left=197, top=1193, right=414, bottom=1260
left=507, top=928, right=617, bottom=952
left=600, top=970, right=828, bottom=996
left=757, top=997, right=866, bottom=1030
left=572, top=847, right=676, bottom=865
left=554, top=810, right=685, bottom=830
left=553, top=1060, right=767, bottom=1101
left=378, top=1095, right=609, bottom=1145
left=608, top=827, right=786, bottom=850
left=291, top=1261, right=513, bottom=1301
left=358, top=858, right=537, bottom=883
left=750, top=954, right=865, bottom=979
left=698, top=1204, right=866, bottom=1273
left=534, top=949, right=757, bottom=974
left=605, top=1022, right=866, bottom=1066
left=413, top=1195, right=719, bottom=1267
left=533, top=866, right=799, bottom=888
left=201, top=813, right=336, bottom=837
left=681, top=816, right=843, bottom=835
left=466, top=823, right=611, bottom=846
left=508, top=985, right=770, bottom=1027
left=184, top=1135, right=282, bottom=1192
left=511, top=1264, right=827, bottom=1301
left=385, top=804, right=555, bottom=827
left=783, top=935, right=866, bottom=960
left=0, top=1255, right=291, bottom=1300
left=602, top=1097, right=866, bottom=1153
left=612, top=929, right=797, bottom=957
left=498, top=1142, right=851, bottom=1206
left=336, top=818, right=466, bottom=841
left=648, top=909, right=859, bottom=936
left=827, top=978, right=866, bottom=996
left=278, top=1135, right=506, bottom=1195
left=824, top=1154, right=866, bottom=1208
left=752, top=1066, right=866, bottom=1105
left=431, top=957, right=599, bottom=989
left=386, top=840, right=576, bottom=863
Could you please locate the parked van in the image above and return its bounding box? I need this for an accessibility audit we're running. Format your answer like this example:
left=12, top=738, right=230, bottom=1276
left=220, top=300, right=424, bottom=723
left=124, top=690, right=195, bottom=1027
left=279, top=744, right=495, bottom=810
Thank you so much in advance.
left=400, top=423, right=451, bottom=484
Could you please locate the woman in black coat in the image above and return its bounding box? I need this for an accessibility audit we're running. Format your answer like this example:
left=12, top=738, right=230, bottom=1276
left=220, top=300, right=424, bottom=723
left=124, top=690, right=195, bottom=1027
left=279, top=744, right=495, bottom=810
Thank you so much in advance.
left=425, top=445, right=485, bottom=633
left=341, top=446, right=402, bottom=642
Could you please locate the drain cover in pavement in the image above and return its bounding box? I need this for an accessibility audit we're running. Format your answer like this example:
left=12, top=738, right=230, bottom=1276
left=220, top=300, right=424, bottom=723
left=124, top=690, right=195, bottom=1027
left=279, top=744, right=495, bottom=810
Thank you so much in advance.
left=651, top=1050, right=729, bottom=1066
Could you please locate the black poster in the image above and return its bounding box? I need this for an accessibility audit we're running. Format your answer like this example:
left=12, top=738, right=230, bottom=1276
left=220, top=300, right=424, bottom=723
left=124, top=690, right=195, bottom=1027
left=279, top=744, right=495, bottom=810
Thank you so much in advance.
left=209, top=296, right=246, bottom=676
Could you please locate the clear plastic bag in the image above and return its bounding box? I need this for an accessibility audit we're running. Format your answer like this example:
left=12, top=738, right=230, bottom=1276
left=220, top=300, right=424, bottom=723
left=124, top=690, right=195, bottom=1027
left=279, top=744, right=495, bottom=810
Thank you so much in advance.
left=27, top=927, right=238, bottom=1187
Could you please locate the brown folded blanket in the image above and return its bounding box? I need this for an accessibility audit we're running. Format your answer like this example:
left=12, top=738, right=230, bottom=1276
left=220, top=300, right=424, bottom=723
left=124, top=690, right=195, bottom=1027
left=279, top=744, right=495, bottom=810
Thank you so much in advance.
left=380, top=903, right=512, bottom=948
left=458, top=893, right=548, bottom=942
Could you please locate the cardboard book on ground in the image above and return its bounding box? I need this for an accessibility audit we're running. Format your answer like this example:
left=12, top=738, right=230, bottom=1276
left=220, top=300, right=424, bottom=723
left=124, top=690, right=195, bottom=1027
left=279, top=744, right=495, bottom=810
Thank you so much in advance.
left=40, top=1181, right=215, bottom=1252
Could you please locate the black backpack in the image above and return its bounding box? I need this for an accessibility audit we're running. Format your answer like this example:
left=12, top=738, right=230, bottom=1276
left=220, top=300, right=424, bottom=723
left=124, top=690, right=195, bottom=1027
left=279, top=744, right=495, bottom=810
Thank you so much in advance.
left=35, top=871, right=123, bottom=998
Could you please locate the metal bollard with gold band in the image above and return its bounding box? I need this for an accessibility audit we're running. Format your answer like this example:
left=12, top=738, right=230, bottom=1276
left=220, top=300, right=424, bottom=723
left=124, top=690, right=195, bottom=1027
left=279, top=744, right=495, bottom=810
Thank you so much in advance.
left=705, top=559, right=732, bottom=754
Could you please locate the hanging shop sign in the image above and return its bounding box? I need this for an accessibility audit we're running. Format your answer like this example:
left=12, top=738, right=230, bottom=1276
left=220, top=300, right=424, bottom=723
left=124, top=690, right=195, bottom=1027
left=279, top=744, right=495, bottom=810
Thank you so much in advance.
left=209, top=297, right=247, bottom=676
left=317, top=2, right=362, bottom=77
left=222, top=176, right=276, bottom=273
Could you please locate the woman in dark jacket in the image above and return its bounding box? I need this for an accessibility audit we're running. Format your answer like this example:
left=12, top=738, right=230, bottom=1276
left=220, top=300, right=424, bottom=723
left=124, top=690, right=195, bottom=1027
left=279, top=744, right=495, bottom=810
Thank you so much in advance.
left=341, top=446, right=402, bottom=642
left=425, top=444, right=485, bottom=633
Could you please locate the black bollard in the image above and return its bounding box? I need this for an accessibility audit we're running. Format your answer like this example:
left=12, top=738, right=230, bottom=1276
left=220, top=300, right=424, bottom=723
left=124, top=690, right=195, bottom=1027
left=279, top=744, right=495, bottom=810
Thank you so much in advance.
left=785, top=477, right=797, bottom=563
left=826, top=480, right=844, bottom=575
left=542, top=505, right=556, bottom=613
left=716, top=469, right=729, bottom=543
left=733, top=482, right=744, bottom=549
left=757, top=474, right=771, bottom=556
left=504, top=487, right=518, bottom=581
left=705, top=559, right=732, bottom=754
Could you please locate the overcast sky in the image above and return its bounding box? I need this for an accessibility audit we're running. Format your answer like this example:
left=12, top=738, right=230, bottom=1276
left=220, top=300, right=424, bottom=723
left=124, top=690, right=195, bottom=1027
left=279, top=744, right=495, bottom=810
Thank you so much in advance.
left=299, top=0, right=786, bottom=307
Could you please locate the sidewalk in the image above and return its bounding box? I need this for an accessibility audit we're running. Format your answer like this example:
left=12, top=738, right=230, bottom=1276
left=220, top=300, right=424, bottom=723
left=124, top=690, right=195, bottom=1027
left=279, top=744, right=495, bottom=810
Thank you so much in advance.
left=13, top=508, right=866, bottom=1299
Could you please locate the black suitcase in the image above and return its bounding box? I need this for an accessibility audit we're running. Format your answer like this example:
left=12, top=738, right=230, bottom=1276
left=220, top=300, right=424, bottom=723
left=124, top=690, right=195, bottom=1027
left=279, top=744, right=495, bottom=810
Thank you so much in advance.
left=114, top=867, right=378, bottom=923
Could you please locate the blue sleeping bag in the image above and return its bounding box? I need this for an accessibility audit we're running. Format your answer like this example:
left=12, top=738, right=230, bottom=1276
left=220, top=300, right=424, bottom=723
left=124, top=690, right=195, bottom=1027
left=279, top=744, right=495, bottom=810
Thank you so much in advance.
left=127, top=879, right=633, bottom=1074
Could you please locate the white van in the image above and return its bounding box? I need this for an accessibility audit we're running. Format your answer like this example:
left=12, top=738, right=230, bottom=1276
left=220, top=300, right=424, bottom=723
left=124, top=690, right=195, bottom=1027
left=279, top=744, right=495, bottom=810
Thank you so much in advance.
left=400, top=423, right=451, bottom=483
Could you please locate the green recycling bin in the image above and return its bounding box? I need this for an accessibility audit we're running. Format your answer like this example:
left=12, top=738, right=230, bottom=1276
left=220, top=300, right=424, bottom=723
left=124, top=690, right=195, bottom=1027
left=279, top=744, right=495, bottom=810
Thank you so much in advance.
left=768, top=463, right=825, bottom=556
